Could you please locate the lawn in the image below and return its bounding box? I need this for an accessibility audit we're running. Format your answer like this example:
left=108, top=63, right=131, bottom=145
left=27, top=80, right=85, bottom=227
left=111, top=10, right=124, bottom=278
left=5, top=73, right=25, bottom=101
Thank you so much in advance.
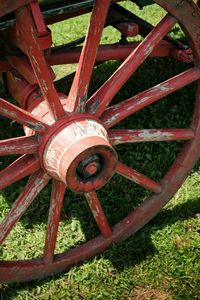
left=0, top=1, right=200, bottom=299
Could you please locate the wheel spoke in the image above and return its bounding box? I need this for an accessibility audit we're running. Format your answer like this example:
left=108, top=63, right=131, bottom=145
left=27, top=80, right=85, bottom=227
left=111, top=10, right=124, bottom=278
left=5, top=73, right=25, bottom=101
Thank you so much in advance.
left=68, top=0, right=111, bottom=112
left=116, top=161, right=162, bottom=194
left=15, top=6, right=65, bottom=120
left=0, top=170, right=50, bottom=245
left=101, top=68, right=200, bottom=128
left=85, top=192, right=112, bottom=238
left=0, top=155, right=40, bottom=190
left=109, top=128, right=194, bottom=145
left=0, top=97, right=48, bottom=133
left=87, top=13, right=177, bottom=116
left=44, top=180, right=66, bottom=263
left=0, top=136, right=40, bottom=156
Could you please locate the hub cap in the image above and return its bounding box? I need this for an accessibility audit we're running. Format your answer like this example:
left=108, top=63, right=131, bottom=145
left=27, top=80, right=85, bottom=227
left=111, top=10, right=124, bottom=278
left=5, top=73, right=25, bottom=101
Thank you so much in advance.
left=40, top=116, right=117, bottom=192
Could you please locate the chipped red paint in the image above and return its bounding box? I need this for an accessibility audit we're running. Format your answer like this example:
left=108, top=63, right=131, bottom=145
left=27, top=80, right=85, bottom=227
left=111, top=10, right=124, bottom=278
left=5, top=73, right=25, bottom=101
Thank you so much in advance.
left=40, top=116, right=117, bottom=192
left=47, top=41, right=175, bottom=65
left=108, top=129, right=194, bottom=145
left=44, top=180, right=66, bottom=263
left=85, top=192, right=112, bottom=238
left=0, top=170, right=50, bottom=245
left=68, top=0, right=112, bottom=112
left=13, top=5, right=65, bottom=120
left=87, top=13, right=177, bottom=116
left=0, top=0, right=200, bottom=283
left=0, top=42, right=193, bottom=73
left=101, top=68, right=200, bottom=129
left=0, top=136, right=39, bottom=156
left=116, top=161, right=162, bottom=194
left=7, top=56, right=55, bottom=86
left=0, top=97, right=48, bottom=133
left=0, top=155, right=40, bottom=190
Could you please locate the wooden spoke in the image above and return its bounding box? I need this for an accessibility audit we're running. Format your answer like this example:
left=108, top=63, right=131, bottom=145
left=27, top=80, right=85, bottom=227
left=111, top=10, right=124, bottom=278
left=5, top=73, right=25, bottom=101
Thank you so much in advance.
left=15, top=6, right=65, bottom=120
left=0, top=155, right=40, bottom=190
left=0, top=97, right=48, bottom=133
left=101, top=68, right=200, bottom=128
left=0, top=170, right=50, bottom=245
left=87, top=14, right=177, bottom=116
left=116, top=161, right=162, bottom=194
left=0, top=136, right=40, bottom=156
left=85, top=192, right=112, bottom=238
left=109, top=129, right=194, bottom=145
left=68, top=0, right=111, bottom=112
left=44, top=180, right=66, bottom=264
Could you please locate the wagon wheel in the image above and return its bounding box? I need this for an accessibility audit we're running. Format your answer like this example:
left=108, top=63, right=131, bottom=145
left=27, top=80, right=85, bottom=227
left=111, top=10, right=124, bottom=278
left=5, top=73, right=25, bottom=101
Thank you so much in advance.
left=1, top=0, right=200, bottom=283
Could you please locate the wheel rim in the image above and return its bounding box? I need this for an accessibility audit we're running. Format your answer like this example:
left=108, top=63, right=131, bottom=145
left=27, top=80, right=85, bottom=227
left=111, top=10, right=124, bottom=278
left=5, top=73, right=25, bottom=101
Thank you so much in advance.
left=0, top=0, right=200, bottom=283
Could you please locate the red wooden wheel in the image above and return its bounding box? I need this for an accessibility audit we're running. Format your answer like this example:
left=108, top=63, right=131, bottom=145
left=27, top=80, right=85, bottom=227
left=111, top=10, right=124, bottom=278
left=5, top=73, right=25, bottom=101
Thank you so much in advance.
left=0, top=0, right=200, bottom=283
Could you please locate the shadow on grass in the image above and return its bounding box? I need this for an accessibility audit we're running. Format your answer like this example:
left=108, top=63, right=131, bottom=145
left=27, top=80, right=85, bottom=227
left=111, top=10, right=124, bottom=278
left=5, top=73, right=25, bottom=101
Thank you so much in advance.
left=0, top=194, right=200, bottom=299
left=103, top=194, right=200, bottom=269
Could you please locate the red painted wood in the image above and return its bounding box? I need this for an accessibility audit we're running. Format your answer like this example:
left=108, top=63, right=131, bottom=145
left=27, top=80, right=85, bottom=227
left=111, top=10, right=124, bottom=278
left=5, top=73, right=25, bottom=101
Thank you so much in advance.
left=0, top=0, right=32, bottom=17
left=116, top=161, right=162, bottom=194
left=68, top=0, right=111, bottom=112
left=7, top=57, right=38, bottom=86
left=6, top=72, right=39, bottom=109
left=44, top=180, right=66, bottom=263
left=40, top=116, right=117, bottom=192
left=108, top=129, right=194, bottom=145
left=1, top=41, right=190, bottom=73
left=101, top=68, right=200, bottom=128
left=0, top=136, right=40, bottom=156
left=1, top=0, right=200, bottom=283
left=0, top=155, right=40, bottom=190
left=114, top=22, right=139, bottom=37
left=48, top=41, right=173, bottom=65
left=14, top=6, right=65, bottom=120
left=0, top=41, right=181, bottom=74
left=87, top=14, right=177, bottom=116
left=30, top=1, right=48, bottom=37
left=0, top=97, right=48, bottom=133
left=0, top=171, right=50, bottom=245
left=85, top=192, right=112, bottom=238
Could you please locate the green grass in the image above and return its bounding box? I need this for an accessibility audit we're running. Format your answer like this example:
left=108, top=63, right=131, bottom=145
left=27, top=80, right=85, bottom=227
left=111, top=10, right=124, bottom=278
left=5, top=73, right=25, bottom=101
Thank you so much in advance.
left=0, top=2, right=200, bottom=299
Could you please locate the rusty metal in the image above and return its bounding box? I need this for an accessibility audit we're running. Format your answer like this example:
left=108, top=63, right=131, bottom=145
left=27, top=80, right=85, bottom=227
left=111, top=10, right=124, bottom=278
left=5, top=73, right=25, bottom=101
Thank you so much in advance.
left=0, top=0, right=200, bottom=283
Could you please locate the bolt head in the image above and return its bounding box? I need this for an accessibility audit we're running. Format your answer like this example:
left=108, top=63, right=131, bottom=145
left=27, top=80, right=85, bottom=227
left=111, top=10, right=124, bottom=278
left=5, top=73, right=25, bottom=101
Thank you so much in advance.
left=85, top=162, right=99, bottom=176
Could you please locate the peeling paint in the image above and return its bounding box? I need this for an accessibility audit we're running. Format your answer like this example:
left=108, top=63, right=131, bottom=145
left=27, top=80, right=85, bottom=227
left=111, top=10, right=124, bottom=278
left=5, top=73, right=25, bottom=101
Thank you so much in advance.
left=138, top=129, right=174, bottom=139
left=104, top=113, right=120, bottom=126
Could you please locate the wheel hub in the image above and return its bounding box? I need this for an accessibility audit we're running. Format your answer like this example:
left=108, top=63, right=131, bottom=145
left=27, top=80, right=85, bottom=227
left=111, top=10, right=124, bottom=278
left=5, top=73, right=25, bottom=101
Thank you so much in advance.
left=77, top=154, right=101, bottom=178
left=39, top=115, right=117, bottom=192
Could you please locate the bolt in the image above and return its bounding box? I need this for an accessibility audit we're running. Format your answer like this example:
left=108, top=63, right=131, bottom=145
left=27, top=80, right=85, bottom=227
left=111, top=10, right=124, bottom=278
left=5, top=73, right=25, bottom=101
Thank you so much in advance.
left=85, top=162, right=99, bottom=176
left=77, top=154, right=101, bottom=179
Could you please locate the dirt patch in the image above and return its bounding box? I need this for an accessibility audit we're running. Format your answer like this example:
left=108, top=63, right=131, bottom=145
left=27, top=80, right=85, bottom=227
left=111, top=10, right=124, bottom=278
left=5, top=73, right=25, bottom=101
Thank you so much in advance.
left=130, top=286, right=172, bottom=300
